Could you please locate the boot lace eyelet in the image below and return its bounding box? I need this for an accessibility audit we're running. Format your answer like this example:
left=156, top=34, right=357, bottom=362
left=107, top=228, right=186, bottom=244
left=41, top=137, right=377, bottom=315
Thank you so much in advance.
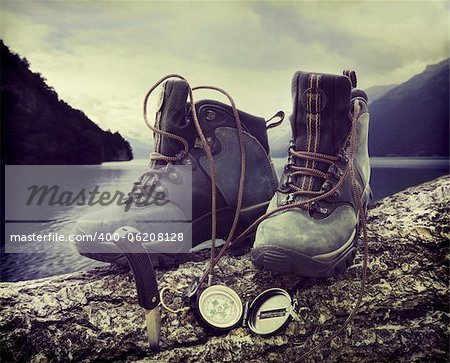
left=168, top=171, right=179, bottom=180
left=310, top=202, right=328, bottom=215
left=286, top=194, right=295, bottom=204
left=205, top=110, right=216, bottom=121
left=176, top=150, right=188, bottom=160
left=338, top=150, right=349, bottom=163
left=321, top=180, right=332, bottom=192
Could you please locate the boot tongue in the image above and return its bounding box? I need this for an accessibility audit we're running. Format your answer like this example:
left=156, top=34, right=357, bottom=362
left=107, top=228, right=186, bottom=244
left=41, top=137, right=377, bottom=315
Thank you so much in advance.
left=156, top=79, right=191, bottom=159
left=289, top=71, right=352, bottom=190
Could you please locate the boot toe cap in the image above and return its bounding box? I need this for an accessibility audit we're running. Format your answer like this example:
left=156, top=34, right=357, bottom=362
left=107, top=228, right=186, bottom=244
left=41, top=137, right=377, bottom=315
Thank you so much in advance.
left=73, top=203, right=190, bottom=257
left=254, top=204, right=358, bottom=258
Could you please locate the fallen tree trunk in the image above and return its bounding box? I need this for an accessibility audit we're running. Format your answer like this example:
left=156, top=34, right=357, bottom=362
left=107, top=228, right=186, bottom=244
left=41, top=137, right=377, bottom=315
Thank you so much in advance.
left=1, top=176, right=449, bottom=363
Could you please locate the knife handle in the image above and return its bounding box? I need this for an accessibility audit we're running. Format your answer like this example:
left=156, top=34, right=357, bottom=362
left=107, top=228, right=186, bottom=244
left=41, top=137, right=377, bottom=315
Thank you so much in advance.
left=112, top=227, right=160, bottom=310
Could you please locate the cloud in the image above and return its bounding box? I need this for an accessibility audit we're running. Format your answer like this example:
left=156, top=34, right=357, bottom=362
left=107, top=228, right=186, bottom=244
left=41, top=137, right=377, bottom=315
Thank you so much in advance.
left=0, top=0, right=448, bottom=150
left=250, top=1, right=448, bottom=77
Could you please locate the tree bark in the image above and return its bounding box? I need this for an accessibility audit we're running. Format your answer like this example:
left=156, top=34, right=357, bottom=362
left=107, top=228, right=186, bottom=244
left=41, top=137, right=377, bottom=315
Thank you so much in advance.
left=1, top=176, right=448, bottom=363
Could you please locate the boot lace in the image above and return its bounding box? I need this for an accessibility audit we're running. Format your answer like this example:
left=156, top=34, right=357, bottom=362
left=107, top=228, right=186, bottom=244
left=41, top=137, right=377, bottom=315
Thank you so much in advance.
left=284, top=149, right=340, bottom=200
left=140, top=75, right=247, bottom=283
left=199, top=99, right=369, bottom=361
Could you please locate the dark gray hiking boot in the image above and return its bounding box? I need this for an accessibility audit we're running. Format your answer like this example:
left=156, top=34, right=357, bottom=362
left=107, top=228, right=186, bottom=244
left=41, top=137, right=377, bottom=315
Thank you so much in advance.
left=251, top=70, right=371, bottom=277
left=74, top=78, right=279, bottom=267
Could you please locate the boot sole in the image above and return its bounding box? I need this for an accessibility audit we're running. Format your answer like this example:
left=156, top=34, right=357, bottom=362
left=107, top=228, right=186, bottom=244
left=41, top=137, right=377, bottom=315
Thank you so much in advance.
left=75, top=201, right=268, bottom=269
left=250, top=229, right=358, bottom=277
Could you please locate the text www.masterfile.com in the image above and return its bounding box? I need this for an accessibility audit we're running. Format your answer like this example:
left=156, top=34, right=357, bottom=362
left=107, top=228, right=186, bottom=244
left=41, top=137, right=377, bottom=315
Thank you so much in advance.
left=8, top=232, right=186, bottom=243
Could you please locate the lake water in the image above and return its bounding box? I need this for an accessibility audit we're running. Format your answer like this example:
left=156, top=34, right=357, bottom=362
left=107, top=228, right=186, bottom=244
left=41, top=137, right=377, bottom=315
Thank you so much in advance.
left=1, top=157, right=448, bottom=282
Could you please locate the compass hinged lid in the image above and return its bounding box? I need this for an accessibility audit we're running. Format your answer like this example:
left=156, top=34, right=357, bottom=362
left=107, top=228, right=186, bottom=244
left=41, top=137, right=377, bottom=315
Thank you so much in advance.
left=245, top=288, right=294, bottom=335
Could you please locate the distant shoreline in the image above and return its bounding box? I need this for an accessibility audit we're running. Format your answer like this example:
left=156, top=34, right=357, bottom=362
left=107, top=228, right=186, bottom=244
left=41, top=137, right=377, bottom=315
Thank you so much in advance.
left=100, top=157, right=449, bottom=171
left=270, top=157, right=449, bottom=170
left=366, top=157, right=448, bottom=169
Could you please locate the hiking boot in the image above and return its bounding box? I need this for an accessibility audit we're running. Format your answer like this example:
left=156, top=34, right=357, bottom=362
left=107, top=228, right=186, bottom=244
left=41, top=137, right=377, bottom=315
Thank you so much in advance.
left=251, top=70, right=371, bottom=277
left=74, top=78, right=279, bottom=267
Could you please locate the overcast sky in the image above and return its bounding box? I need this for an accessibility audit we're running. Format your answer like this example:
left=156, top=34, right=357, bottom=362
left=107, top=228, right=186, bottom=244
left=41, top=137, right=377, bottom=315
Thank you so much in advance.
left=0, top=1, right=448, bottom=148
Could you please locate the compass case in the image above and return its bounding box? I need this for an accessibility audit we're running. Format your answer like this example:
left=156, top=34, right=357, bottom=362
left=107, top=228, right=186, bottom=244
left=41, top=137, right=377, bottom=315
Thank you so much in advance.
left=196, top=285, right=244, bottom=332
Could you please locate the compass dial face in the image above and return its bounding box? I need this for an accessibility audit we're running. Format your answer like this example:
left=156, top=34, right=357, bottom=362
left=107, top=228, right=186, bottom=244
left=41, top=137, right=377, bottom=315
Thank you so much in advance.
left=198, top=285, right=243, bottom=329
left=202, top=293, right=237, bottom=324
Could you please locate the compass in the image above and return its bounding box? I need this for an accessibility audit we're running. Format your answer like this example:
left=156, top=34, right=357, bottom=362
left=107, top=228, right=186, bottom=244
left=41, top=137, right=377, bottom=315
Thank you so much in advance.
left=197, top=285, right=243, bottom=330
left=196, top=285, right=297, bottom=335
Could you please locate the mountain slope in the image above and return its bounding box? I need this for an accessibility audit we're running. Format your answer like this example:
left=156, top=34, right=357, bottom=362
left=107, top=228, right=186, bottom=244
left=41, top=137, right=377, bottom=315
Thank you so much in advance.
left=1, top=41, right=133, bottom=164
left=366, top=84, right=397, bottom=103
left=369, top=59, right=449, bottom=157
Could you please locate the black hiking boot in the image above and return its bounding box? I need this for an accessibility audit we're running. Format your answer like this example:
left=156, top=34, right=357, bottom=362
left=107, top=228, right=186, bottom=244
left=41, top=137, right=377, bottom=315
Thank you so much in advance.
left=74, top=78, right=279, bottom=268
left=251, top=70, right=371, bottom=277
